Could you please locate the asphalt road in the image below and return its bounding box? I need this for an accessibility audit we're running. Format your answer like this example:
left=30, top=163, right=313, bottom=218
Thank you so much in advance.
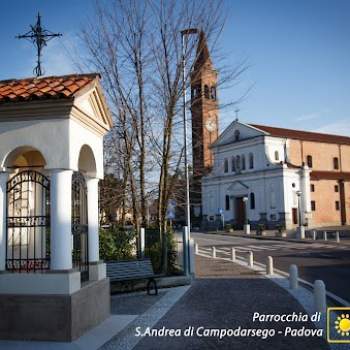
left=191, top=232, right=350, bottom=303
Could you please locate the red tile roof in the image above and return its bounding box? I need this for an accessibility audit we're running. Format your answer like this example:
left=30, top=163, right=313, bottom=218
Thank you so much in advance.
left=250, top=124, right=350, bottom=145
left=0, top=73, right=99, bottom=104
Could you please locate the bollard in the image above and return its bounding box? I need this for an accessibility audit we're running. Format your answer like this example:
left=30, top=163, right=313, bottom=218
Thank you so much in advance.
left=312, top=230, right=317, bottom=241
left=314, top=280, right=327, bottom=313
left=212, top=246, right=216, bottom=258
left=182, top=226, right=189, bottom=275
left=323, top=231, right=327, bottom=241
left=289, top=264, right=298, bottom=289
left=267, top=256, right=274, bottom=275
left=297, top=226, right=305, bottom=239
left=189, top=239, right=195, bottom=275
left=231, top=247, right=236, bottom=262
left=195, top=243, right=199, bottom=254
left=335, top=231, right=340, bottom=243
left=248, top=251, right=254, bottom=268
left=140, top=227, right=145, bottom=258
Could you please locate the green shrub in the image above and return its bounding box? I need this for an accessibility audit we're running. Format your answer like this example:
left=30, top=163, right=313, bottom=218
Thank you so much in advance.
left=276, top=224, right=286, bottom=233
left=99, top=226, right=178, bottom=275
left=144, top=230, right=177, bottom=275
left=256, top=224, right=265, bottom=235
left=99, top=226, right=137, bottom=261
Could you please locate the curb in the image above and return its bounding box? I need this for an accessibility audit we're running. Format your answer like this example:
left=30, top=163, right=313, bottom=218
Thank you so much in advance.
left=202, top=231, right=350, bottom=246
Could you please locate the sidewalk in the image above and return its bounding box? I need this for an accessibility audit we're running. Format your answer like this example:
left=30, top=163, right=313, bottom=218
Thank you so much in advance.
left=102, top=256, right=330, bottom=350
left=0, top=256, right=331, bottom=349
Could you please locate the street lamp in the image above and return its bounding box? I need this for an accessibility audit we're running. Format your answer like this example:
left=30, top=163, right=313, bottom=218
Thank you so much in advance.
left=181, top=29, right=198, bottom=232
left=242, top=196, right=250, bottom=234
left=296, top=190, right=305, bottom=239
left=181, top=28, right=198, bottom=275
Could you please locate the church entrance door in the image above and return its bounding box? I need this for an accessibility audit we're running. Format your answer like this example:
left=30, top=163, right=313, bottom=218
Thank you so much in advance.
left=292, top=208, right=298, bottom=225
left=235, top=197, right=246, bottom=229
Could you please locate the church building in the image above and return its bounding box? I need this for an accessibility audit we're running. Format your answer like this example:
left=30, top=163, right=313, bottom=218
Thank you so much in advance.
left=190, top=32, right=350, bottom=231
left=201, top=121, right=350, bottom=230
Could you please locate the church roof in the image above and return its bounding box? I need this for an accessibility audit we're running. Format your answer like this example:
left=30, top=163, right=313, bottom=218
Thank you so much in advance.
left=0, top=73, right=99, bottom=104
left=250, top=123, right=350, bottom=146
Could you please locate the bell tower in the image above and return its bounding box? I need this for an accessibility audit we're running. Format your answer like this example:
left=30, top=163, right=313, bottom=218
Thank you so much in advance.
left=191, top=31, right=219, bottom=215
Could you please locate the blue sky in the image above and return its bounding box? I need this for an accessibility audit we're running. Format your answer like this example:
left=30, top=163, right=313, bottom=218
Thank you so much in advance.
left=0, top=0, right=349, bottom=135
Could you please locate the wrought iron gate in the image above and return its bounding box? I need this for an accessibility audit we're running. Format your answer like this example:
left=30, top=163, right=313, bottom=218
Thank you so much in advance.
left=6, top=170, right=50, bottom=272
left=72, top=172, right=89, bottom=282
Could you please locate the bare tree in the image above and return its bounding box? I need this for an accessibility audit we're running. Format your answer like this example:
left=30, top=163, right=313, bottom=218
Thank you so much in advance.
left=81, top=0, right=247, bottom=270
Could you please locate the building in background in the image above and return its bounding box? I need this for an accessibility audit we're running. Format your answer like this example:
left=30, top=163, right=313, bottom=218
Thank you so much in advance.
left=202, top=120, right=350, bottom=230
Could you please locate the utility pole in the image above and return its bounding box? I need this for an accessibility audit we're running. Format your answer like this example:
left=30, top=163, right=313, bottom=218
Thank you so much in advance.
left=180, top=28, right=198, bottom=233
left=181, top=28, right=198, bottom=275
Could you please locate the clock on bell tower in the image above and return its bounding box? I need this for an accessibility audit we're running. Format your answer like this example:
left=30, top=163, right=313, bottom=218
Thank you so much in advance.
left=190, top=30, right=219, bottom=213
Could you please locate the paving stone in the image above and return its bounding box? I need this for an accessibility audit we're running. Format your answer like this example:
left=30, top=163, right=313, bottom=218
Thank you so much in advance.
left=132, top=256, right=330, bottom=350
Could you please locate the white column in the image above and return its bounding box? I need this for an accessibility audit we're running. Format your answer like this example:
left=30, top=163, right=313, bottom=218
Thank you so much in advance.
left=140, top=228, right=145, bottom=258
left=87, top=177, right=99, bottom=262
left=50, top=169, right=73, bottom=270
left=0, top=172, right=8, bottom=271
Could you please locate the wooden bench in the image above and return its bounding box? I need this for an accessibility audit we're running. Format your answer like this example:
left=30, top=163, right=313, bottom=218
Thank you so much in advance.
left=106, top=258, right=159, bottom=295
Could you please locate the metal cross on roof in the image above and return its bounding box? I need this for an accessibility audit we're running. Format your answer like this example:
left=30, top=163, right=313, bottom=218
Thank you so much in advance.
left=16, top=13, right=62, bottom=77
left=235, top=108, right=240, bottom=121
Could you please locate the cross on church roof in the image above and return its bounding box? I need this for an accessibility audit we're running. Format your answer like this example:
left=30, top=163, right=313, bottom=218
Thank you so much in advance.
left=235, top=108, right=240, bottom=121
left=16, top=13, right=62, bottom=77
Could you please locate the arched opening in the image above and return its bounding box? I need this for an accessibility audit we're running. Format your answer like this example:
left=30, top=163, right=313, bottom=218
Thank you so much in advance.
left=333, top=157, right=339, bottom=170
left=78, top=145, right=97, bottom=177
left=204, top=85, right=210, bottom=99
left=306, top=155, right=313, bottom=168
left=72, top=172, right=89, bottom=282
left=224, top=158, right=229, bottom=173
left=6, top=171, right=50, bottom=272
left=249, top=153, right=254, bottom=169
left=3, top=146, right=46, bottom=170
left=191, top=88, right=195, bottom=100
left=210, top=86, right=217, bottom=100
left=236, top=155, right=241, bottom=171
left=234, top=130, right=240, bottom=141
left=5, top=147, right=50, bottom=272
left=231, top=156, right=236, bottom=172
left=241, top=155, right=246, bottom=170
left=250, top=193, right=255, bottom=210
left=72, top=144, right=96, bottom=282
left=225, top=195, right=230, bottom=210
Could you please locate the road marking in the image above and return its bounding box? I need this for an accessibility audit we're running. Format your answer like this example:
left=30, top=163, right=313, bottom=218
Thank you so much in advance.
left=245, top=245, right=278, bottom=251
left=195, top=240, right=350, bottom=255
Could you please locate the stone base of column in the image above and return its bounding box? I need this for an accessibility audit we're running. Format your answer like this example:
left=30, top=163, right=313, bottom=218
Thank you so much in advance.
left=0, top=270, right=81, bottom=295
left=89, top=261, right=107, bottom=281
left=0, top=276, right=110, bottom=341
left=244, top=224, right=251, bottom=235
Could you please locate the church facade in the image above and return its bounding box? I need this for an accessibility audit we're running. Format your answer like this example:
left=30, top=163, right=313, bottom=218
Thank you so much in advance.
left=201, top=120, right=350, bottom=230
